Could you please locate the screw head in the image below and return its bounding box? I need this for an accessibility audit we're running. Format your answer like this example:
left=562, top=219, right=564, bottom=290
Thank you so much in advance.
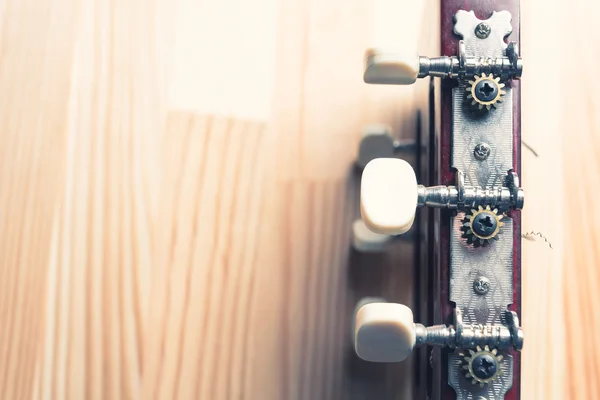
left=475, top=22, right=492, bottom=39
left=472, top=211, right=498, bottom=237
left=473, top=276, right=491, bottom=295
left=473, top=79, right=499, bottom=103
left=471, top=353, right=498, bottom=380
left=474, top=143, right=491, bottom=160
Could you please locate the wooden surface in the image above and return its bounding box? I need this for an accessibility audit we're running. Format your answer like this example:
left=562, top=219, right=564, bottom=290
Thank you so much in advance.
left=0, top=0, right=596, bottom=399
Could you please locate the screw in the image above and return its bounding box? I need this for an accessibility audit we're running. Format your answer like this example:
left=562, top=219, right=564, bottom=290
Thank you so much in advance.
left=474, top=79, right=499, bottom=103
left=471, top=353, right=498, bottom=380
left=474, top=142, right=491, bottom=160
left=475, top=22, right=491, bottom=39
left=472, top=211, right=498, bottom=237
left=473, top=276, right=491, bottom=295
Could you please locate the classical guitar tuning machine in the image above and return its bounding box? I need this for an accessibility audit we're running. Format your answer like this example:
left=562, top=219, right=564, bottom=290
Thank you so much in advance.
left=364, top=17, right=522, bottom=113
left=354, top=302, right=523, bottom=363
left=360, top=158, right=524, bottom=236
left=363, top=41, right=522, bottom=86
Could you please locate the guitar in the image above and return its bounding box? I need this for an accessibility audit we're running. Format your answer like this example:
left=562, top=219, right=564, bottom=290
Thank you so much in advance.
left=352, top=1, right=523, bottom=399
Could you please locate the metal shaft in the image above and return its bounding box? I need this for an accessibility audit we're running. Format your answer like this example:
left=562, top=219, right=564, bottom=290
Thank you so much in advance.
left=417, top=184, right=523, bottom=210
left=417, top=55, right=520, bottom=81
left=414, top=323, right=520, bottom=350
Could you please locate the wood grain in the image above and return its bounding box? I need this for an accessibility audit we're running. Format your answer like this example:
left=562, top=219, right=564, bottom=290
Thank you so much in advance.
left=0, top=0, right=595, bottom=399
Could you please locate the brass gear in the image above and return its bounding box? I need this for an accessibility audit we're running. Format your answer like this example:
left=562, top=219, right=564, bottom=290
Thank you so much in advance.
left=459, top=345, right=504, bottom=388
left=466, top=73, right=506, bottom=111
left=461, top=205, right=505, bottom=247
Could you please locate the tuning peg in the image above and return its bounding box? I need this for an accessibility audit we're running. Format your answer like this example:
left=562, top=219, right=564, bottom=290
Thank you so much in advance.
left=356, top=125, right=395, bottom=169
left=361, top=158, right=525, bottom=236
left=361, top=158, right=418, bottom=235
left=356, top=125, right=416, bottom=170
left=352, top=219, right=394, bottom=252
left=351, top=297, right=387, bottom=348
left=354, top=302, right=524, bottom=363
left=363, top=43, right=523, bottom=85
left=354, top=302, right=416, bottom=362
left=363, top=49, right=419, bottom=85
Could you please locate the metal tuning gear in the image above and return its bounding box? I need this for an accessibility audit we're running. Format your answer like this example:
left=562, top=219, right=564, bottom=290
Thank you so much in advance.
left=360, top=158, right=523, bottom=236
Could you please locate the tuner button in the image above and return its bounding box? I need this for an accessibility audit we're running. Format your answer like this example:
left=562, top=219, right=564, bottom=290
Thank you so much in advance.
left=352, top=219, right=393, bottom=252
left=361, top=158, right=418, bottom=235
left=364, top=49, right=419, bottom=85
left=354, top=302, right=416, bottom=362
left=351, top=297, right=387, bottom=347
left=356, top=125, right=395, bottom=170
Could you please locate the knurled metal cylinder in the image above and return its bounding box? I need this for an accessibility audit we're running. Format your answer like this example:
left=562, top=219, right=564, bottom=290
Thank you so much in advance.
left=417, top=56, right=519, bottom=81
left=415, top=323, right=516, bottom=349
left=417, top=184, right=524, bottom=210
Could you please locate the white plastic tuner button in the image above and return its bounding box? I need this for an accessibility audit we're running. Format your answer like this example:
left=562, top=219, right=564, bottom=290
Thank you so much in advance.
left=354, top=302, right=416, bottom=362
left=351, top=297, right=387, bottom=347
left=356, top=124, right=395, bottom=170
left=360, top=158, right=418, bottom=235
left=352, top=219, right=393, bottom=252
left=363, top=48, right=419, bottom=85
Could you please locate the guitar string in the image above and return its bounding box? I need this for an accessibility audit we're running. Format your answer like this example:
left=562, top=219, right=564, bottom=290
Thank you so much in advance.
left=521, top=231, right=553, bottom=249
left=521, top=139, right=538, bottom=157
left=520, top=142, right=552, bottom=248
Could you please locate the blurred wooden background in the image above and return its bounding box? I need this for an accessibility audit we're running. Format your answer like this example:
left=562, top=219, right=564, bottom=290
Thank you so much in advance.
left=0, top=0, right=596, bottom=398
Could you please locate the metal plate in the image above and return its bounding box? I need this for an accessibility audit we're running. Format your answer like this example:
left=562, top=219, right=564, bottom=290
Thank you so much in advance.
left=450, top=214, right=513, bottom=324
left=452, top=85, right=513, bottom=189
left=448, top=10, right=515, bottom=399
left=452, top=10, right=514, bottom=188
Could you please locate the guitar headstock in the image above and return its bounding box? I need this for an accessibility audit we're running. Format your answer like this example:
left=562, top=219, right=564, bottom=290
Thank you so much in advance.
left=352, top=1, right=524, bottom=399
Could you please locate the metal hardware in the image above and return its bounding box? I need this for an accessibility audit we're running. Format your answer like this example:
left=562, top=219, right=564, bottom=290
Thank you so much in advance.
left=473, top=355, right=496, bottom=379
left=475, top=22, right=492, bottom=39
left=415, top=21, right=522, bottom=82
left=472, top=212, right=498, bottom=237
left=410, top=11, right=523, bottom=83
left=413, top=309, right=523, bottom=350
left=473, top=276, right=491, bottom=295
left=461, top=205, right=505, bottom=247
left=416, top=47, right=521, bottom=81
left=450, top=350, right=513, bottom=399
left=471, top=353, right=498, bottom=380
left=461, top=345, right=505, bottom=387
left=416, top=170, right=524, bottom=211
left=467, top=73, right=507, bottom=111
left=448, top=10, right=521, bottom=398
left=474, top=78, right=499, bottom=102
left=474, top=143, right=491, bottom=160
